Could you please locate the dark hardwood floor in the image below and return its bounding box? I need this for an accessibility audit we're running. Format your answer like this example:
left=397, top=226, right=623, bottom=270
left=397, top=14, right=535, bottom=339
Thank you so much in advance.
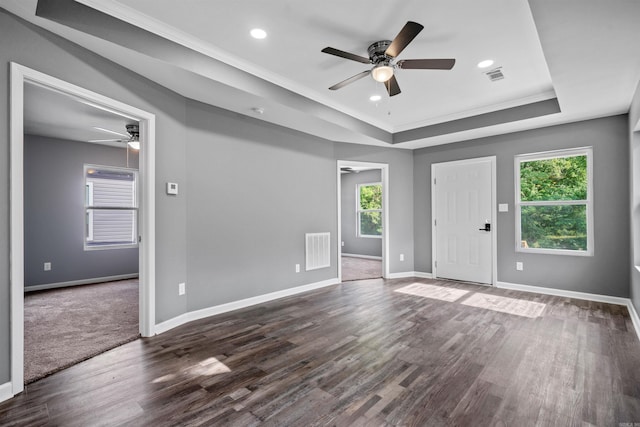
left=1, top=277, right=640, bottom=426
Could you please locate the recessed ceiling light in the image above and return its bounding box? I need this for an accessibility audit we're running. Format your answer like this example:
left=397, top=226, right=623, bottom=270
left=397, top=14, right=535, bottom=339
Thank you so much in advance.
left=250, top=28, right=267, bottom=39
left=251, top=107, right=265, bottom=114
left=369, top=95, right=382, bottom=102
left=477, top=59, right=494, bottom=69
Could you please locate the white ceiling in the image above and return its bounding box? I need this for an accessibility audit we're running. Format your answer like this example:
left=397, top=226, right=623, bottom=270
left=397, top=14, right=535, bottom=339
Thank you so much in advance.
left=24, top=82, right=135, bottom=147
left=3, top=0, right=640, bottom=148
left=103, top=0, right=555, bottom=132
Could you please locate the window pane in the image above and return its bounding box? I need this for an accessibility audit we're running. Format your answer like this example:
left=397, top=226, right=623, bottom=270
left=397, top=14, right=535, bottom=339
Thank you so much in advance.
left=359, top=184, right=382, bottom=210
left=360, top=211, right=382, bottom=236
left=86, top=169, right=136, bottom=208
left=87, top=209, right=136, bottom=246
left=521, top=205, right=587, bottom=251
left=520, top=155, right=587, bottom=202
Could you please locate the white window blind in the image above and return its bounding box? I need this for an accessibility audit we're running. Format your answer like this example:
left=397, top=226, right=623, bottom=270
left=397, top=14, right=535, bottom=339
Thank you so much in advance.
left=85, top=165, right=138, bottom=249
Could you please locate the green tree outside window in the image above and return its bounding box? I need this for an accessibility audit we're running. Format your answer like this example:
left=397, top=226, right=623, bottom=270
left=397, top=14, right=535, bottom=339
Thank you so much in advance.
left=517, top=150, right=591, bottom=253
left=358, top=183, right=382, bottom=237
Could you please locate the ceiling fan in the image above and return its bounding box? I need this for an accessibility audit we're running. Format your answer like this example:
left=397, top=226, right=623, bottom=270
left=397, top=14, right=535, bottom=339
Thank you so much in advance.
left=321, top=21, right=455, bottom=97
left=89, top=124, right=140, bottom=150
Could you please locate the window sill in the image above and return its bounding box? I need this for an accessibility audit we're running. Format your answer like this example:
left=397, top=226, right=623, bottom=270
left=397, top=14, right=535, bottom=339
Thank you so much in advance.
left=516, top=247, right=593, bottom=257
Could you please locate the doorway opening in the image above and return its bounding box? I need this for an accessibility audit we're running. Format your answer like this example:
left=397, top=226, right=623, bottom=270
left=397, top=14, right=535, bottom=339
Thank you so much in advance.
left=10, top=63, right=156, bottom=395
left=337, top=161, right=389, bottom=281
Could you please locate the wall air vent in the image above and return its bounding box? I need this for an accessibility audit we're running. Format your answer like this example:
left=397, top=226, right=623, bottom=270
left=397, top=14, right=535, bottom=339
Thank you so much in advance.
left=305, top=232, right=330, bottom=271
left=485, top=67, right=504, bottom=82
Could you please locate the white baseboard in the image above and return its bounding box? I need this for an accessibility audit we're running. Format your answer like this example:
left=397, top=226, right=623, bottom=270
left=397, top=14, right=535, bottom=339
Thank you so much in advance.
left=0, top=382, right=13, bottom=404
left=24, top=274, right=139, bottom=292
left=628, top=300, right=640, bottom=343
left=155, top=278, right=341, bottom=335
left=386, top=271, right=433, bottom=279
left=496, top=281, right=629, bottom=306
left=342, top=253, right=382, bottom=260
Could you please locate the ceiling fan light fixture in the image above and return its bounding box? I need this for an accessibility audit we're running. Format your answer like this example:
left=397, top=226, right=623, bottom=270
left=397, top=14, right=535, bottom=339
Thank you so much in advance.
left=371, top=64, right=394, bottom=83
left=477, top=59, right=494, bottom=69
left=369, top=94, right=382, bottom=102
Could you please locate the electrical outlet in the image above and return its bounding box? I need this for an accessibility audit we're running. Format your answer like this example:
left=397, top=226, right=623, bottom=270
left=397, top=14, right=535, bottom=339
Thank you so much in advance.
left=341, top=241, right=345, bottom=247
left=295, top=264, right=300, bottom=273
left=516, top=262, right=523, bottom=271
left=44, top=262, right=51, bottom=271
left=400, top=253, right=405, bottom=262
left=178, top=282, right=186, bottom=295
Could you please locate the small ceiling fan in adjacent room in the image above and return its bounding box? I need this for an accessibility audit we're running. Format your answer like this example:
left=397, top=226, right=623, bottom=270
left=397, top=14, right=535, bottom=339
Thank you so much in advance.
left=89, top=124, right=140, bottom=149
left=321, top=21, right=455, bottom=96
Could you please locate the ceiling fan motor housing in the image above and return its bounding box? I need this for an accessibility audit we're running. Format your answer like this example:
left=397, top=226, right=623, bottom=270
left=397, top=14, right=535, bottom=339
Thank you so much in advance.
left=368, top=40, right=393, bottom=64
left=126, top=124, right=139, bottom=140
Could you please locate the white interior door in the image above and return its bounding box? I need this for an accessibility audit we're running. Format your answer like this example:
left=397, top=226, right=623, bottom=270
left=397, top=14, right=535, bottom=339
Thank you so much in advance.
left=433, top=158, right=494, bottom=284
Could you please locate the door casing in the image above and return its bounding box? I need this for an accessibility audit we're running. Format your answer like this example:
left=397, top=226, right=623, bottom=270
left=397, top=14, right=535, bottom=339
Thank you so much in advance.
left=9, top=63, right=156, bottom=396
left=337, top=160, right=389, bottom=281
left=431, top=156, right=497, bottom=285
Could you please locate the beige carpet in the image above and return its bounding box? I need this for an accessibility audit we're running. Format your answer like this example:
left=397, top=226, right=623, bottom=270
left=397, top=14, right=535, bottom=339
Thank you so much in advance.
left=24, top=279, right=139, bottom=384
left=341, top=256, right=382, bottom=281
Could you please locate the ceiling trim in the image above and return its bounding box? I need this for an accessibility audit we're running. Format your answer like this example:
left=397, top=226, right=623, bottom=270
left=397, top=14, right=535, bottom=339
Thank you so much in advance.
left=393, top=97, right=561, bottom=144
left=35, top=0, right=393, bottom=144
left=74, top=0, right=392, bottom=131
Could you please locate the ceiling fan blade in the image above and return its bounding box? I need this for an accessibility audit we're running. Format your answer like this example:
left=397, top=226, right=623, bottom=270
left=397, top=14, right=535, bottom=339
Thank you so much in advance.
left=322, top=47, right=371, bottom=64
left=329, top=70, right=371, bottom=90
left=88, top=138, right=126, bottom=143
left=384, top=75, right=401, bottom=97
left=385, top=21, right=424, bottom=58
left=397, top=59, right=456, bottom=70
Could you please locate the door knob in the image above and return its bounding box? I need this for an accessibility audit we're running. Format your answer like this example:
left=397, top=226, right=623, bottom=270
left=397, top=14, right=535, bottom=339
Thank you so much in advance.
left=479, top=223, right=491, bottom=232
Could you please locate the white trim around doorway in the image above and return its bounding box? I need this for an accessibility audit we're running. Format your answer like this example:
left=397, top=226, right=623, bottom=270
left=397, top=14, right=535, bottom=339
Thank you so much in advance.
left=9, top=63, right=156, bottom=397
left=337, top=161, right=389, bottom=281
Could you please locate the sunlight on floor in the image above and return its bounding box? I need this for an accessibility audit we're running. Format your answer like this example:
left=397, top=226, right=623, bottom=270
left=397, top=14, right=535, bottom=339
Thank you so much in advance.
left=395, top=282, right=546, bottom=318
left=191, top=357, right=232, bottom=376
left=395, top=283, right=469, bottom=302
left=461, top=293, right=546, bottom=318
left=152, top=373, right=177, bottom=384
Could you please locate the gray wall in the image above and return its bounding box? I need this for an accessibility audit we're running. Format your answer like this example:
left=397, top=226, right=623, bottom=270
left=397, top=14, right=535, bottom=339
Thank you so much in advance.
left=23, top=135, right=139, bottom=287
left=185, top=101, right=338, bottom=310
left=0, top=9, right=189, bottom=382
left=630, top=80, right=640, bottom=315
left=340, top=169, right=382, bottom=257
left=414, top=115, right=630, bottom=297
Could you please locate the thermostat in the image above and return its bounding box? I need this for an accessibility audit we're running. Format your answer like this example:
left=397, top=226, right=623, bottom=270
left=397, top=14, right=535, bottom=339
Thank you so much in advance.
left=166, top=182, right=178, bottom=195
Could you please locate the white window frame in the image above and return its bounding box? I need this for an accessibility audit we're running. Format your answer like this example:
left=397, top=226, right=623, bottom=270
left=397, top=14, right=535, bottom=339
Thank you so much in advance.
left=356, top=181, right=383, bottom=239
left=84, top=164, right=139, bottom=251
left=515, top=147, right=594, bottom=256
left=85, top=181, right=94, bottom=241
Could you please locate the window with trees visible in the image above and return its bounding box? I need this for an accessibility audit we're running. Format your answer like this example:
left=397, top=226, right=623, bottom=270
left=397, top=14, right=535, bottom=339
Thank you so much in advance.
left=516, top=147, right=593, bottom=255
left=85, top=165, right=138, bottom=250
left=357, top=182, right=382, bottom=237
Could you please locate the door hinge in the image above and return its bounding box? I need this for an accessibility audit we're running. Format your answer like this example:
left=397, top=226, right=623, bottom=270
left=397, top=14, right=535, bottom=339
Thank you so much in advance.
left=434, top=219, right=437, bottom=226
left=435, top=260, right=438, bottom=268
left=433, top=178, right=436, bottom=185
left=138, top=235, right=142, bottom=243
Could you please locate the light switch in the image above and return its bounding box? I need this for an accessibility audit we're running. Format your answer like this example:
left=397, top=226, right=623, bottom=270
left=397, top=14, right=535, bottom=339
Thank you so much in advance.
left=499, top=203, right=509, bottom=212
left=166, top=182, right=178, bottom=195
